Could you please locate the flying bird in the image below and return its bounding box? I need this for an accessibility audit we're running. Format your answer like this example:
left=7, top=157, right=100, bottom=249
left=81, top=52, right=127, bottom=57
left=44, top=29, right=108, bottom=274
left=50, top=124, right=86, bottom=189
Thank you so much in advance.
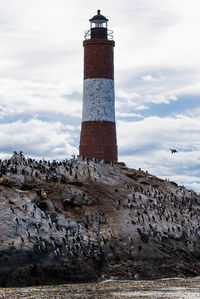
left=170, top=149, right=178, bottom=154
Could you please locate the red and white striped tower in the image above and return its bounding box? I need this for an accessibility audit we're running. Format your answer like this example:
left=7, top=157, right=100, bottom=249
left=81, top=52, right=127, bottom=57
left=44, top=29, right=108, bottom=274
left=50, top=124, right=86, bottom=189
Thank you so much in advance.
left=79, top=10, right=118, bottom=162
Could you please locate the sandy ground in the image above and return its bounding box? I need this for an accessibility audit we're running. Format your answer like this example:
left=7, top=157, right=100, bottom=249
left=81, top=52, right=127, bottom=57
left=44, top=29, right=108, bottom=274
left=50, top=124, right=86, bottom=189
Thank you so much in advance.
left=1, top=277, right=200, bottom=298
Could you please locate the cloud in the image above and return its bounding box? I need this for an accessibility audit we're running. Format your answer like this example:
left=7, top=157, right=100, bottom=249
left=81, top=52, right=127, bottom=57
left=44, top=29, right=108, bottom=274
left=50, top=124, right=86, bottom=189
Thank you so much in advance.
left=0, top=78, right=82, bottom=120
left=146, top=94, right=178, bottom=104
left=116, top=112, right=143, bottom=118
left=117, top=114, right=200, bottom=191
left=0, top=119, right=79, bottom=160
left=118, top=114, right=200, bottom=154
left=142, top=73, right=165, bottom=82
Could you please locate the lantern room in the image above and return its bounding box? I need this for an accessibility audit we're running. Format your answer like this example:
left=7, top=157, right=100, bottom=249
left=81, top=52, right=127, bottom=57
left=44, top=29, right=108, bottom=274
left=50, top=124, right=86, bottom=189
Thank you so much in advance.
left=89, top=10, right=109, bottom=39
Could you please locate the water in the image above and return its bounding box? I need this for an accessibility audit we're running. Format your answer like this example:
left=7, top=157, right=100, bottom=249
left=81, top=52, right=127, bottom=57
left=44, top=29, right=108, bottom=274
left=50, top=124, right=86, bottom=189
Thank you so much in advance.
left=1, top=277, right=200, bottom=298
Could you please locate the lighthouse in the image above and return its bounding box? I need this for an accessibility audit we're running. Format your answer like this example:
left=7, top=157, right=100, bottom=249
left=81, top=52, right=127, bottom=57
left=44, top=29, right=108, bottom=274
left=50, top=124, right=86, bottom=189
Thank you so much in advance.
left=79, top=10, right=118, bottom=162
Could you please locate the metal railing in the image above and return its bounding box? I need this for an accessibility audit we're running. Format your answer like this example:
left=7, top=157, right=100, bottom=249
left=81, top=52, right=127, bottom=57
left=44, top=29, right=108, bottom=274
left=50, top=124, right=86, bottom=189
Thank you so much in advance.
left=84, top=29, right=114, bottom=40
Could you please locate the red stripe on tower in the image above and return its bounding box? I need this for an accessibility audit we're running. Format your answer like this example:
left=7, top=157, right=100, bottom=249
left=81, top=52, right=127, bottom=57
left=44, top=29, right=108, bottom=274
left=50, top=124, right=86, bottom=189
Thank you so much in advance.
left=79, top=10, right=118, bottom=162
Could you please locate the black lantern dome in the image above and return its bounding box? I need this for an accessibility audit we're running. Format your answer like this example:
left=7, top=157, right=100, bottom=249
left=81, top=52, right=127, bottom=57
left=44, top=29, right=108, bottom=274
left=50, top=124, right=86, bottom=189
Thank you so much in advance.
left=89, top=9, right=108, bottom=23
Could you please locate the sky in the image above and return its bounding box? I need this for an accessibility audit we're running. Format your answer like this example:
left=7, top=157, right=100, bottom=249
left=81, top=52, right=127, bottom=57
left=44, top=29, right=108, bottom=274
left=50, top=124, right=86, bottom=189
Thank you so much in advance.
left=0, top=0, right=200, bottom=192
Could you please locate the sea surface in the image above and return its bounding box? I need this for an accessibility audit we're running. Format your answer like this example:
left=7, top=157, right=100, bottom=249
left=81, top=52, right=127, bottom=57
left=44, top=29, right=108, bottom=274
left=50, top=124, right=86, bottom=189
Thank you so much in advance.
left=1, top=277, right=200, bottom=298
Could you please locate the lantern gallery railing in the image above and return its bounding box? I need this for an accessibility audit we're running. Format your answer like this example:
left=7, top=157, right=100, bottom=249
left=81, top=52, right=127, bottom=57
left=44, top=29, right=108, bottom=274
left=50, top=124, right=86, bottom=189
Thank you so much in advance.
left=84, top=29, right=114, bottom=40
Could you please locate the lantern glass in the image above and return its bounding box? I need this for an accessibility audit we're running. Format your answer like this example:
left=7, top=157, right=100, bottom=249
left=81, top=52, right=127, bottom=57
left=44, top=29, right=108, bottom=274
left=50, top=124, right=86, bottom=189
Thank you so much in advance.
left=90, top=20, right=107, bottom=29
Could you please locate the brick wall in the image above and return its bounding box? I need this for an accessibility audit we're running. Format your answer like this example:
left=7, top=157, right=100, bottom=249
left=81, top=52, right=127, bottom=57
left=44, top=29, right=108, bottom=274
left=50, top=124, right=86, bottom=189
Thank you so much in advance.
left=79, top=121, right=118, bottom=162
left=83, top=39, right=115, bottom=80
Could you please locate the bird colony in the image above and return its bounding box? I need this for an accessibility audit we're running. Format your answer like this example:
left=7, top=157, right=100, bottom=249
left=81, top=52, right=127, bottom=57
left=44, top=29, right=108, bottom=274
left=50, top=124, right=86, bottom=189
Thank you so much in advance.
left=0, top=152, right=200, bottom=286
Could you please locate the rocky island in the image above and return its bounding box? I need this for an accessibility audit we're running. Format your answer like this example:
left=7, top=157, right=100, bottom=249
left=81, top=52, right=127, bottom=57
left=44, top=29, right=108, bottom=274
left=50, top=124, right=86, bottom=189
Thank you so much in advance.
left=0, top=152, right=200, bottom=287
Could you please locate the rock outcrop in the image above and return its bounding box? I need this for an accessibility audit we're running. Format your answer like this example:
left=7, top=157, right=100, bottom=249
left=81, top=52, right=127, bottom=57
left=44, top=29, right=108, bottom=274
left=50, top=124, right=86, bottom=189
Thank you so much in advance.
left=1, top=152, right=200, bottom=286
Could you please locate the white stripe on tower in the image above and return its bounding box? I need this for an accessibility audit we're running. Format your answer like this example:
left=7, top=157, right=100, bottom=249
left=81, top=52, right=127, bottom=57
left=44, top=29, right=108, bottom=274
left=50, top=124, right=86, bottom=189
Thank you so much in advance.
left=82, top=78, right=115, bottom=122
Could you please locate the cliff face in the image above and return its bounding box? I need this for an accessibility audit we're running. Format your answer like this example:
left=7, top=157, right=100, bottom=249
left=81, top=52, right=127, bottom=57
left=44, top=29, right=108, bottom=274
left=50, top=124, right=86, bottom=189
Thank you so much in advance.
left=1, top=153, right=200, bottom=286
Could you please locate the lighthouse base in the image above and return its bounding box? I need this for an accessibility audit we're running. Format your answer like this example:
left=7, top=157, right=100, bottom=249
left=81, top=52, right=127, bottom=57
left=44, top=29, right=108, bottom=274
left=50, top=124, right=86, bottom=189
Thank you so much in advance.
left=79, top=121, right=118, bottom=162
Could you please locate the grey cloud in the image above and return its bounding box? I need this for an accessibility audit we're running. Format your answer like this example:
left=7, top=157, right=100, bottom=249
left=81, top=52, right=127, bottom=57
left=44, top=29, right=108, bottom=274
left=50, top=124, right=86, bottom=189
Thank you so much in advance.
left=0, top=119, right=79, bottom=160
left=118, top=114, right=200, bottom=191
